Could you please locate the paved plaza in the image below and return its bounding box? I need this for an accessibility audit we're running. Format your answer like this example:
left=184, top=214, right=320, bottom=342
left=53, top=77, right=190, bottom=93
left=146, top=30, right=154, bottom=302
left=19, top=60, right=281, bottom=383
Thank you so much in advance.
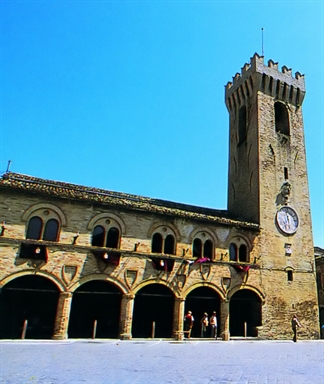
left=0, top=339, right=323, bottom=383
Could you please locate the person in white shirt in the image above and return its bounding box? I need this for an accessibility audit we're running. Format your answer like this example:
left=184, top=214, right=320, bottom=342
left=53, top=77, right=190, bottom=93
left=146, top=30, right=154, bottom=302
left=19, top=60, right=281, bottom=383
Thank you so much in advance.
left=200, top=312, right=209, bottom=337
left=210, top=311, right=217, bottom=339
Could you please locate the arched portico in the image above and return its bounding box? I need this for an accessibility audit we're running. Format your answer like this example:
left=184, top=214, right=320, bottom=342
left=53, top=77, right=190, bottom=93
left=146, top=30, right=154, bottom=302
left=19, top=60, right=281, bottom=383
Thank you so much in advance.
left=68, top=280, right=122, bottom=339
left=229, top=288, right=262, bottom=337
left=0, top=271, right=65, bottom=292
left=0, top=274, right=60, bottom=339
left=184, top=285, right=222, bottom=338
left=132, top=283, right=175, bottom=338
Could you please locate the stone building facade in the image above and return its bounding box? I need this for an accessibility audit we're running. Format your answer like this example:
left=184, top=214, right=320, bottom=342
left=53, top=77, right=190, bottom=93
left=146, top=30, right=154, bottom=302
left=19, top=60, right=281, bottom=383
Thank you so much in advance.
left=0, top=53, right=319, bottom=340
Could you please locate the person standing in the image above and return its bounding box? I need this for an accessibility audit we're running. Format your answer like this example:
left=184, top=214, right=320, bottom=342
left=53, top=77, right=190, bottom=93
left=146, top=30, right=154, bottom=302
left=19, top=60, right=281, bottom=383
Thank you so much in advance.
left=184, top=311, right=194, bottom=339
left=210, top=311, right=217, bottom=339
left=200, top=312, right=209, bottom=338
left=291, top=314, right=301, bottom=342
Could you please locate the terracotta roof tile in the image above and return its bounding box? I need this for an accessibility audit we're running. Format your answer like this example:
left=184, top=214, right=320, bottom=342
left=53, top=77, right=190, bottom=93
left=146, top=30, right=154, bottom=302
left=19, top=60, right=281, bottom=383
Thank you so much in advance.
left=0, top=172, right=259, bottom=230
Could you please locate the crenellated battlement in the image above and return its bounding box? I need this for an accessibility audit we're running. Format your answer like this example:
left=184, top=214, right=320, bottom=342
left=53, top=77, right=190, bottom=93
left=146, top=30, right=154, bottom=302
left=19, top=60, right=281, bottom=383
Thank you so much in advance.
left=225, top=53, right=305, bottom=110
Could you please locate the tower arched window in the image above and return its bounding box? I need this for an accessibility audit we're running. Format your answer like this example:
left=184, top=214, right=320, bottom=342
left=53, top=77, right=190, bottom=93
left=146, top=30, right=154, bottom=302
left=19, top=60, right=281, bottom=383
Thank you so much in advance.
left=275, top=102, right=290, bottom=135
left=238, top=106, right=247, bottom=144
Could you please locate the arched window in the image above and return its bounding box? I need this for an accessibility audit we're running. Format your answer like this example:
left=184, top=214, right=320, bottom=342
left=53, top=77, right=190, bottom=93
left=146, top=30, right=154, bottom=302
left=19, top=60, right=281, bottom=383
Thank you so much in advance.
left=92, top=225, right=105, bottom=247
left=239, top=244, right=248, bottom=262
left=193, top=238, right=202, bottom=257
left=21, top=207, right=63, bottom=261
left=90, top=216, right=122, bottom=250
left=238, top=106, right=247, bottom=144
left=43, top=219, right=59, bottom=242
left=151, top=226, right=177, bottom=255
left=106, top=227, right=119, bottom=248
left=26, top=216, right=43, bottom=240
left=152, top=233, right=163, bottom=253
left=24, top=206, right=63, bottom=243
left=164, top=234, right=175, bottom=255
left=230, top=240, right=250, bottom=263
left=229, top=243, right=237, bottom=261
left=90, top=222, right=121, bottom=265
left=275, top=102, right=290, bottom=135
left=192, top=232, right=215, bottom=260
left=204, top=239, right=213, bottom=258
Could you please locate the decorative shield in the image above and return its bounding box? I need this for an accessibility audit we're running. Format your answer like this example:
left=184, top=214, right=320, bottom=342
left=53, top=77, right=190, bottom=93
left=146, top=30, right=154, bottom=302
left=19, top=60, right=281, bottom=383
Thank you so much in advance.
left=96, top=257, right=108, bottom=273
left=176, top=274, right=187, bottom=290
left=221, top=277, right=231, bottom=291
left=62, top=265, right=78, bottom=285
left=125, top=269, right=138, bottom=289
left=200, top=263, right=211, bottom=281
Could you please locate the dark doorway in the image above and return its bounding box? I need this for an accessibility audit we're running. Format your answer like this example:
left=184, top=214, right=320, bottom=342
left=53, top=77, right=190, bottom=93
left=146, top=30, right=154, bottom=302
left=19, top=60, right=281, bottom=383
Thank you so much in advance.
left=132, top=284, right=174, bottom=338
left=230, top=289, right=262, bottom=337
left=185, top=287, right=220, bottom=338
left=0, top=275, right=60, bottom=339
left=68, top=280, right=122, bottom=339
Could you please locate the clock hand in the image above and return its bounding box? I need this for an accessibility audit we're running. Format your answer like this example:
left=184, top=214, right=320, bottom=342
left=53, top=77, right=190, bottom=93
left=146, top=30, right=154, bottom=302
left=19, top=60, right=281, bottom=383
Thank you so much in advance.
left=285, top=213, right=290, bottom=230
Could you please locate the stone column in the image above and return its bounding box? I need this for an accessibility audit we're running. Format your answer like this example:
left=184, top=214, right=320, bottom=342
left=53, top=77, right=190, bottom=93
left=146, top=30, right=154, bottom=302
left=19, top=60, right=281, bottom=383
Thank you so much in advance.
left=119, top=293, right=135, bottom=340
left=173, top=297, right=185, bottom=340
left=52, top=292, right=73, bottom=340
left=220, top=299, right=230, bottom=341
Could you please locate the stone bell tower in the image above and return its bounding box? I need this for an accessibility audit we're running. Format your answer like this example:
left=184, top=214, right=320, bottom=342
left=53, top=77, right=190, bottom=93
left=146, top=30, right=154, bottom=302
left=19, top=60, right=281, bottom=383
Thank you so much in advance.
left=225, top=53, right=319, bottom=338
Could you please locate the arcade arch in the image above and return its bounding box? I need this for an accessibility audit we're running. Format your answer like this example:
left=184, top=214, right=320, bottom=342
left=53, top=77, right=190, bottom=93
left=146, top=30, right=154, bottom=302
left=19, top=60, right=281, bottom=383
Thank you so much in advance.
left=184, top=286, right=221, bottom=338
left=0, top=275, right=60, bottom=339
left=229, top=288, right=262, bottom=337
left=68, top=280, right=122, bottom=339
left=132, top=283, right=174, bottom=338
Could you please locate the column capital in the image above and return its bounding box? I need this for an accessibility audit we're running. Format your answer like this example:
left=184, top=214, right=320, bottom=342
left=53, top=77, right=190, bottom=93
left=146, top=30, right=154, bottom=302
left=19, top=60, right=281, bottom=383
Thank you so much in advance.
left=175, top=297, right=186, bottom=303
left=124, top=293, right=135, bottom=300
left=60, top=291, right=73, bottom=298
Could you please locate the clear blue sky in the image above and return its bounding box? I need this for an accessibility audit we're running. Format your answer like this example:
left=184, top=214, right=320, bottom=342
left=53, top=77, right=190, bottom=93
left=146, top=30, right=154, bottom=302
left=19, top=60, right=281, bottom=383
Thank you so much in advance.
left=1, top=1, right=323, bottom=248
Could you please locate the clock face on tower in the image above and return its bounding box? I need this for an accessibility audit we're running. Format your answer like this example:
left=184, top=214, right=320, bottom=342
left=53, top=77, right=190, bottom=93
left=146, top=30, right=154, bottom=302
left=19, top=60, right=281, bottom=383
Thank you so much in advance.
left=276, top=206, right=299, bottom=235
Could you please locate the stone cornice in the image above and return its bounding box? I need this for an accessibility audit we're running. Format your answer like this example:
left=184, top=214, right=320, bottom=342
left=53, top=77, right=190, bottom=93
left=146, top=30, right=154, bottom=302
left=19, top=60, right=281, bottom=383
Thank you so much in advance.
left=0, top=172, right=259, bottom=230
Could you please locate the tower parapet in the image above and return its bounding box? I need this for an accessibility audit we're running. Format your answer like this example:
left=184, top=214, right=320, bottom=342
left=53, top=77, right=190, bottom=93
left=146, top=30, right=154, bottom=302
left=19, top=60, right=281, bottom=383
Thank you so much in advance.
left=225, top=53, right=305, bottom=111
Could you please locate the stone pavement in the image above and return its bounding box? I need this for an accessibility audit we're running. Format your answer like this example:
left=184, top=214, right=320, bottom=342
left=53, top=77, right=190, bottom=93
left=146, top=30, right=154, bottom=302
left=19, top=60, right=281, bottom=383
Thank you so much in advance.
left=0, top=339, right=323, bottom=384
